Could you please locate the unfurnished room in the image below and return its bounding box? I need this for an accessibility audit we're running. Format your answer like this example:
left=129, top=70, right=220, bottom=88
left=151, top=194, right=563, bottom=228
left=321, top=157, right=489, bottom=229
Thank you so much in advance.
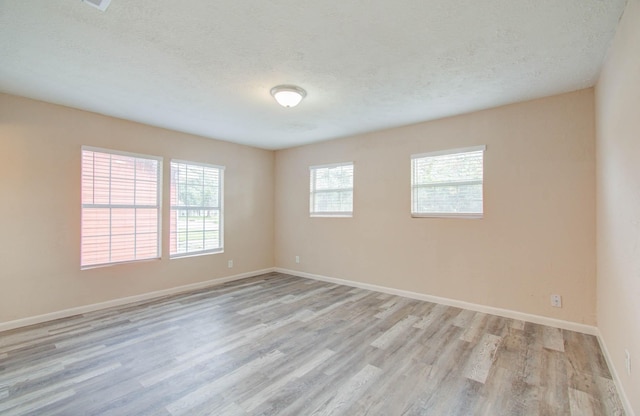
left=0, top=0, right=639, bottom=415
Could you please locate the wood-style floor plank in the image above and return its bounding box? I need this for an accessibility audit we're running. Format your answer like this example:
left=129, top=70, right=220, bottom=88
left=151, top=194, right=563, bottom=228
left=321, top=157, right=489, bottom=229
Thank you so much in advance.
left=0, top=272, right=626, bottom=415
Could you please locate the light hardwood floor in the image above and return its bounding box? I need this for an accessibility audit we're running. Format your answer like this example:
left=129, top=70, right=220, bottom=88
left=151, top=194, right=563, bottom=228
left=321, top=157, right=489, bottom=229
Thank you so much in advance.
left=0, top=272, right=625, bottom=415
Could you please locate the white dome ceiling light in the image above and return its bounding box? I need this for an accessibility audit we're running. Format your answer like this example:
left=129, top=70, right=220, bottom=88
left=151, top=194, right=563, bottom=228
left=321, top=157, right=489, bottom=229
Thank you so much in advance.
left=270, top=85, right=307, bottom=108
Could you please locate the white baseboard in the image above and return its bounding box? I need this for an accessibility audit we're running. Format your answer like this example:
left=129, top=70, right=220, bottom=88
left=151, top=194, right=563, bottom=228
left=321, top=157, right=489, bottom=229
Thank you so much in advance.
left=0, top=268, right=275, bottom=333
left=276, top=268, right=599, bottom=336
left=596, top=332, right=636, bottom=416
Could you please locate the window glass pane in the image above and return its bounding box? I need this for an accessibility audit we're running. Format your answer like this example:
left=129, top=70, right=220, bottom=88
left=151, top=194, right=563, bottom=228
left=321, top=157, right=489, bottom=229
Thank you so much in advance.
left=414, top=151, right=483, bottom=185
left=204, top=210, right=219, bottom=231
left=314, top=168, right=330, bottom=190
left=89, top=172, right=111, bottom=204
left=92, top=153, right=111, bottom=206
left=136, top=179, right=158, bottom=205
left=204, top=230, right=220, bottom=250
left=110, top=178, right=134, bottom=205
left=203, top=170, right=220, bottom=207
left=187, top=236, right=204, bottom=253
left=110, top=155, right=135, bottom=179
left=135, top=233, right=159, bottom=259
left=136, top=208, right=158, bottom=234
left=313, top=190, right=353, bottom=213
left=111, top=234, right=135, bottom=262
left=413, top=184, right=483, bottom=214
left=173, top=231, right=187, bottom=254
left=82, top=208, right=110, bottom=238
left=81, top=235, right=110, bottom=266
left=81, top=148, right=161, bottom=268
left=111, top=208, right=135, bottom=235
left=170, top=161, right=224, bottom=257
left=411, top=148, right=484, bottom=216
left=310, top=163, right=354, bottom=216
left=136, top=158, right=158, bottom=181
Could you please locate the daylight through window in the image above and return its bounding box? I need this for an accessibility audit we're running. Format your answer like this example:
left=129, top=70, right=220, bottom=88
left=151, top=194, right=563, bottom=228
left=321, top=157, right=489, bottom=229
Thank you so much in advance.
left=310, top=162, right=354, bottom=217
left=411, top=146, right=485, bottom=218
left=81, top=147, right=162, bottom=268
left=170, top=160, right=224, bottom=258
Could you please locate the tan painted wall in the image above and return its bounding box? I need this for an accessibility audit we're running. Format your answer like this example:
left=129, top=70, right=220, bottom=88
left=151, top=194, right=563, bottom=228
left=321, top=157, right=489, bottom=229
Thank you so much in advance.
left=0, top=94, right=274, bottom=322
left=276, top=89, right=596, bottom=325
left=596, top=0, right=640, bottom=413
left=0, top=89, right=598, bottom=328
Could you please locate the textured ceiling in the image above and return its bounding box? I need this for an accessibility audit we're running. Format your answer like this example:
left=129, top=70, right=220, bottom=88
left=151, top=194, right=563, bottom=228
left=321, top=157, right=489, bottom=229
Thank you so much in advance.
left=0, top=0, right=628, bottom=149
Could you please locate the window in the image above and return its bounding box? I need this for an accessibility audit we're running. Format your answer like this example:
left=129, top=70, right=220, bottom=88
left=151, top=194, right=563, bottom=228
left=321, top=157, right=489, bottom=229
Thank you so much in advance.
left=309, top=162, right=354, bottom=217
left=411, top=145, right=486, bottom=218
left=81, top=147, right=162, bottom=268
left=170, top=160, right=224, bottom=258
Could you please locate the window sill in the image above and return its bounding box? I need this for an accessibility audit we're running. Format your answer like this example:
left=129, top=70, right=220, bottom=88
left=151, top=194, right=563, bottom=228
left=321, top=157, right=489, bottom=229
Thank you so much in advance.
left=81, top=256, right=161, bottom=270
left=310, top=214, right=353, bottom=218
left=411, top=213, right=483, bottom=219
left=170, top=249, right=224, bottom=260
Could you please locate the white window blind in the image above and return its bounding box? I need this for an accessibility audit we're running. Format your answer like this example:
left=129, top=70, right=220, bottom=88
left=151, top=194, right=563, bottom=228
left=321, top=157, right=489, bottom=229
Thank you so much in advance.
left=310, top=162, right=354, bottom=217
left=411, top=146, right=486, bottom=218
left=170, top=160, right=224, bottom=258
left=81, top=147, right=162, bottom=268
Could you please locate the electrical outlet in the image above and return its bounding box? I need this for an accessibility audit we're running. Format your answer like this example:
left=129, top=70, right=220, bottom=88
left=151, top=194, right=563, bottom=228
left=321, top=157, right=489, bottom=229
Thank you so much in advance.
left=228, top=260, right=233, bottom=268
left=295, top=256, right=300, bottom=264
left=625, top=349, right=631, bottom=376
left=550, top=294, right=562, bottom=308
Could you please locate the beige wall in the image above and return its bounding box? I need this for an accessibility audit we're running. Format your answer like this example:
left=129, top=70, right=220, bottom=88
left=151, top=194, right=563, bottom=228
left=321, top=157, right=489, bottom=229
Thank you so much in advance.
left=596, top=0, right=640, bottom=413
left=276, top=89, right=596, bottom=325
left=0, top=89, right=598, bottom=327
left=0, top=93, right=274, bottom=322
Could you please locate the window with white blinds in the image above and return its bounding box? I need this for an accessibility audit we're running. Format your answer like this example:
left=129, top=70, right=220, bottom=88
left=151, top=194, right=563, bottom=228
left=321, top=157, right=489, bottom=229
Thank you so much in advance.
left=81, top=147, right=162, bottom=268
left=310, top=162, right=354, bottom=217
left=170, top=160, right=224, bottom=258
left=411, top=146, right=486, bottom=218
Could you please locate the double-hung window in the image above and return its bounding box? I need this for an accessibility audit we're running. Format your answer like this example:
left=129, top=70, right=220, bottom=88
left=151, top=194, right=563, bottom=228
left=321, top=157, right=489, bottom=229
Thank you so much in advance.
left=411, top=146, right=486, bottom=218
left=81, top=147, right=162, bottom=268
left=309, top=162, right=354, bottom=217
left=170, top=160, right=224, bottom=258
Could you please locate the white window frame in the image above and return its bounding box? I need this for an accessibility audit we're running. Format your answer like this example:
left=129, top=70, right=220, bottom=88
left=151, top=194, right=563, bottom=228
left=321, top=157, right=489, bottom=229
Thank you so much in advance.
left=81, top=146, right=163, bottom=269
left=309, top=162, right=354, bottom=218
left=170, top=159, right=224, bottom=259
left=411, top=145, right=486, bottom=219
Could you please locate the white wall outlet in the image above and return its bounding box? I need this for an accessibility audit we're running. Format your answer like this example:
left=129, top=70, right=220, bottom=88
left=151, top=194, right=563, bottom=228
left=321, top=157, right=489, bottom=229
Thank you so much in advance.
left=295, top=255, right=300, bottom=264
left=625, top=349, right=631, bottom=375
left=228, top=260, right=233, bottom=268
left=550, top=294, right=562, bottom=308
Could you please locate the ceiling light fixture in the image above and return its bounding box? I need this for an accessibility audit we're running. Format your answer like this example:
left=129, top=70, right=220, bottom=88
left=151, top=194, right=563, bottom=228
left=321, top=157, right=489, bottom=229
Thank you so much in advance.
left=270, top=85, right=307, bottom=108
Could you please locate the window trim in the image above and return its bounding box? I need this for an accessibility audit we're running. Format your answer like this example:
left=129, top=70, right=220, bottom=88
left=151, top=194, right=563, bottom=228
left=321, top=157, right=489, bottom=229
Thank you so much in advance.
left=309, top=161, right=354, bottom=218
left=169, top=159, right=225, bottom=259
left=411, top=145, right=486, bottom=219
left=81, top=146, right=163, bottom=269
